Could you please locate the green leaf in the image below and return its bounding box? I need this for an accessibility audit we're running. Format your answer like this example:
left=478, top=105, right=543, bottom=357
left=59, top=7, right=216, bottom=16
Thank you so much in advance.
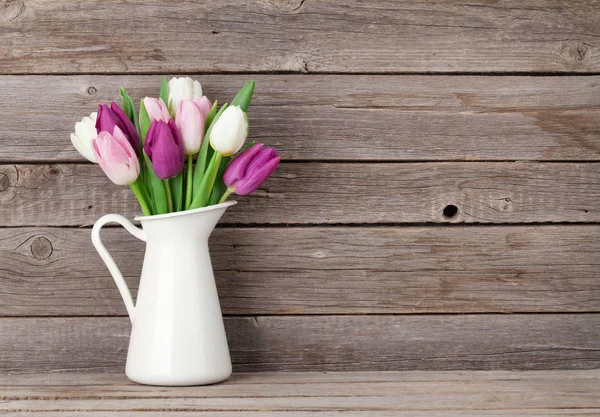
left=190, top=151, right=222, bottom=209
left=208, top=154, right=233, bottom=206
left=204, top=100, right=218, bottom=133
left=208, top=177, right=226, bottom=206
left=170, top=171, right=184, bottom=212
left=230, top=80, right=255, bottom=112
left=139, top=99, right=152, bottom=145
left=120, top=88, right=139, bottom=133
left=192, top=102, right=229, bottom=200
left=160, top=76, right=169, bottom=108
left=143, top=152, right=168, bottom=214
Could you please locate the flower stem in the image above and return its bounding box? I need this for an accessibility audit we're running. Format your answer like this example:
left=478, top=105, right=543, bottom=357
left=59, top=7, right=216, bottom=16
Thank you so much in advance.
left=130, top=180, right=152, bottom=216
left=218, top=188, right=234, bottom=204
left=185, top=154, right=193, bottom=210
left=163, top=179, right=173, bottom=213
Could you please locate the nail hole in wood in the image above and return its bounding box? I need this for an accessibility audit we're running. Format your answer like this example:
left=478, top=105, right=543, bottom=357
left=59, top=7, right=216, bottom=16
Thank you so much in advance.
left=443, top=204, right=458, bottom=219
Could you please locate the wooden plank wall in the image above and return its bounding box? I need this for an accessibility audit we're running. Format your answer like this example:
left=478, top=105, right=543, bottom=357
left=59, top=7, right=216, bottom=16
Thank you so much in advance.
left=0, top=0, right=599, bottom=373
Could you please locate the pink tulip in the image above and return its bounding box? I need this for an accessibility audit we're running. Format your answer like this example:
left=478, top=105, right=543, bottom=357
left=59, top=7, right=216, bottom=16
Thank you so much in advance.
left=175, top=99, right=204, bottom=154
left=143, top=97, right=171, bottom=122
left=193, top=96, right=212, bottom=122
left=224, top=143, right=280, bottom=195
left=92, top=126, right=140, bottom=185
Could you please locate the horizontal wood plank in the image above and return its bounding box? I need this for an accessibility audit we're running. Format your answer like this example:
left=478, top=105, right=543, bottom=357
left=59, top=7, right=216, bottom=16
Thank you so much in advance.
left=0, top=226, right=599, bottom=316
left=0, top=163, right=598, bottom=226
left=2, top=75, right=600, bottom=162
left=5, top=413, right=600, bottom=417
left=2, top=1, right=600, bottom=73
left=0, top=371, right=598, bottom=414
left=0, top=315, right=598, bottom=373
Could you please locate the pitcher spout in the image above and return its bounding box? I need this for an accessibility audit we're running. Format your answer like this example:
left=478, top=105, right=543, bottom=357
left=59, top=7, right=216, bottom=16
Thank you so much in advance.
left=135, top=201, right=237, bottom=241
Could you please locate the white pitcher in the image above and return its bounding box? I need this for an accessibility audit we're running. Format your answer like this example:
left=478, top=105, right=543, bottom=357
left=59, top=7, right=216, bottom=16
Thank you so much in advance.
left=91, top=201, right=236, bottom=386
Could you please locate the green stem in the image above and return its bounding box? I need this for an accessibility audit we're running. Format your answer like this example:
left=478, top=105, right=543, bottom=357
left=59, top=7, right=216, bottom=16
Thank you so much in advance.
left=163, top=179, right=173, bottom=213
left=218, top=188, right=234, bottom=204
left=185, top=154, right=193, bottom=210
left=130, top=180, right=152, bottom=216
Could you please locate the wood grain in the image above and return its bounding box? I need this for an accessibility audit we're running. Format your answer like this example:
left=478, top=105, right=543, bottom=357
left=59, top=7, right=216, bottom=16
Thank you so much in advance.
left=0, top=315, right=598, bottom=373
left=0, top=371, right=598, bottom=414
left=4, top=413, right=600, bottom=417
left=0, top=226, right=599, bottom=316
left=5, top=413, right=600, bottom=417
left=1, top=75, right=600, bottom=162
left=1, top=1, right=600, bottom=74
left=0, top=163, right=597, bottom=226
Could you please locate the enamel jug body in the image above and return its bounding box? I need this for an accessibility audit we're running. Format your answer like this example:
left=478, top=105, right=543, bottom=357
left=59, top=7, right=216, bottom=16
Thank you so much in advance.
left=92, top=202, right=236, bottom=386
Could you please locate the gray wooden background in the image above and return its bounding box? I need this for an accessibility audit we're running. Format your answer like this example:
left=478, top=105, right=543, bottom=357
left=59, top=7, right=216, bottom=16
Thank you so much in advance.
left=0, top=0, right=599, bottom=373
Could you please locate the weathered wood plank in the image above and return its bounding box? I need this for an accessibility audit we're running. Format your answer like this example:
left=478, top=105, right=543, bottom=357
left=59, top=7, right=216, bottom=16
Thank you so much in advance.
left=0, top=226, right=598, bottom=316
left=4, top=412, right=600, bottom=417
left=4, top=369, right=598, bottom=386
left=4, top=413, right=600, bottom=417
left=0, top=371, right=598, bottom=414
left=0, top=315, right=598, bottom=372
left=2, top=1, right=599, bottom=73
left=2, top=75, right=600, bottom=162
left=0, top=163, right=598, bottom=226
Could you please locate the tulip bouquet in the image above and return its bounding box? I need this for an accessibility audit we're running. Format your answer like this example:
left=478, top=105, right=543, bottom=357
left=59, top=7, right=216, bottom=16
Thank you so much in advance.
left=71, top=77, right=280, bottom=216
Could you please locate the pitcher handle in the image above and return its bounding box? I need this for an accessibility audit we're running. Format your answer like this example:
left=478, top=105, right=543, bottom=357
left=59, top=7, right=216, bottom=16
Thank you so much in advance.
left=92, top=214, right=146, bottom=323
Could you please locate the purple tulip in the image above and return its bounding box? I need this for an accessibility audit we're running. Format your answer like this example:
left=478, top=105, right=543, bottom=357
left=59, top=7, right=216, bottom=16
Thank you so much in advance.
left=144, top=119, right=185, bottom=179
left=224, top=143, right=280, bottom=195
left=96, top=102, right=140, bottom=155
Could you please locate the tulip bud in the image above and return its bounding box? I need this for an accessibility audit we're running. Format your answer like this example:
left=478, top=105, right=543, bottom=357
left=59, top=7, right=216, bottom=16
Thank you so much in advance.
left=70, top=112, right=98, bottom=163
left=144, top=119, right=185, bottom=179
left=224, top=143, right=280, bottom=195
left=142, top=97, right=170, bottom=122
left=95, top=102, right=140, bottom=155
left=168, top=77, right=202, bottom=109
left=209, top=105, right=248, bottom=156
left=175, top=99, right=204, bottom=155
left=92, top=126, right=140, bottom=185
left=193, top=96, right=212, bottom=122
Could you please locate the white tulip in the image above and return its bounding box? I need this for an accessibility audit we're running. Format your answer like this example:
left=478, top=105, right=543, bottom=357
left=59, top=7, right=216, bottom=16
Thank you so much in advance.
left=70, top=112, right=98, bottom=163
left=209, top=106, right=248, bottom=156
left=168, top=77, right=202, bottom=109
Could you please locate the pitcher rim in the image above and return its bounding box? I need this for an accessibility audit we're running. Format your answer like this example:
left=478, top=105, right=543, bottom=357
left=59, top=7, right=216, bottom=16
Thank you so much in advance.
left=134, top=201, right=237, bottom=222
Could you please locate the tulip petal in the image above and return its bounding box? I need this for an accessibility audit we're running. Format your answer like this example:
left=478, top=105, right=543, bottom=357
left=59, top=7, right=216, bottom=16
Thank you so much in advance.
left=233, top=156, right=280, bottom=195
left=175, top=99, right=204, bottom=155
left=223, top=143, right=263, bottom=187
left=245, top=147, right=277, bottom=177
left=209, top=105, right=248, bottom=156
left=144, top=120, right=185, bottom=179
left=111, top=102, right=140, bottom=154
left=92, top=129, right=140, bottom=186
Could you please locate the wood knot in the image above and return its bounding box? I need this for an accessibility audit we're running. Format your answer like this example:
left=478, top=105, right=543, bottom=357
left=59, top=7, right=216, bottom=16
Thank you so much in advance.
left=0, top=173, right=9, bottom=191
left=2, top=0, right=26, bottom=22
left=560, top=40, right=592, bottom=63
left=31, top=236, right=53, bottom=260
left=148, top=48, right=166, bottom=62
left=261, top=0, right=305, bottom=13
left=48, top=166, right=60, bottom=176
left=86, top=86, right=97, bottom=95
